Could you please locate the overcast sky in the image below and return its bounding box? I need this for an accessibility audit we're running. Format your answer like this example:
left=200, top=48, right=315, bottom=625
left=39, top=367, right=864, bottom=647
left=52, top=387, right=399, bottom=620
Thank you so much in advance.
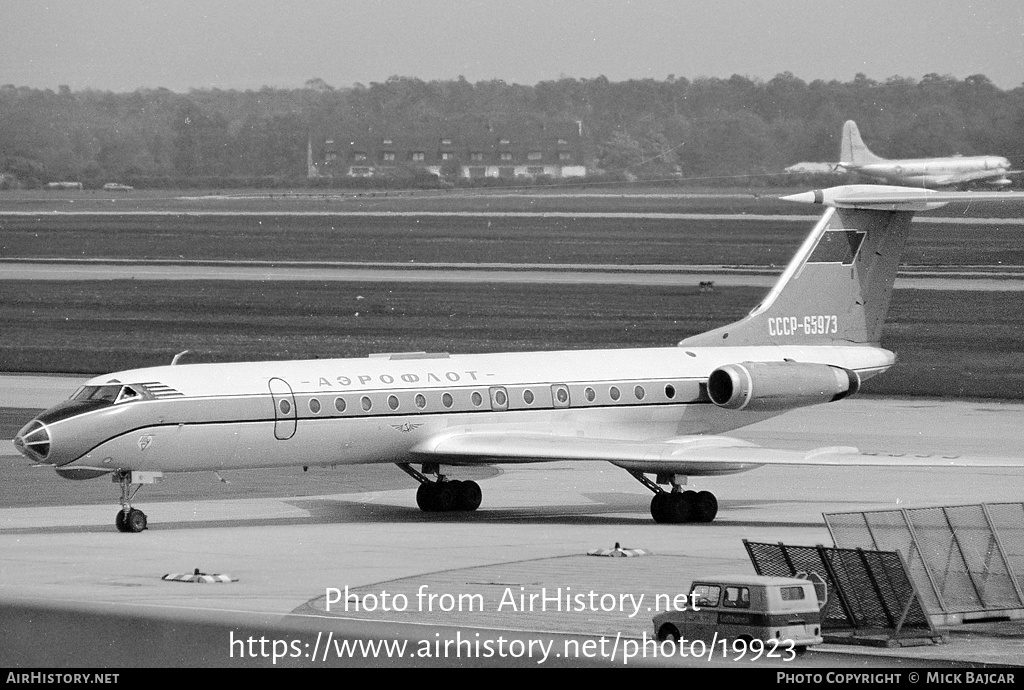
left=2, top=0, right=1023, bottom=92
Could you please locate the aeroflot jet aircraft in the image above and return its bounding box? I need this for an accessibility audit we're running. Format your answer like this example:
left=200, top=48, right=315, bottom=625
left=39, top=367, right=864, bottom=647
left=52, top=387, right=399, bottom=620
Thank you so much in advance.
left=838, top=120, right=1018, bottom=188
left=14, top=185, right=1024, bottom=532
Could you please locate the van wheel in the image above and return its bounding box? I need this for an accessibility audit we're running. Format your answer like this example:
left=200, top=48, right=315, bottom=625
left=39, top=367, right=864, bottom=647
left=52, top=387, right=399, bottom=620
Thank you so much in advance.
left=657, top=624, right=681, bottom=643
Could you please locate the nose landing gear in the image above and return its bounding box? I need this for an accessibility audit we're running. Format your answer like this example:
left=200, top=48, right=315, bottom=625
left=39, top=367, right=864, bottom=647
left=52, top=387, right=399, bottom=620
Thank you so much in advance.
left=112, top=470, right=162, bottom=532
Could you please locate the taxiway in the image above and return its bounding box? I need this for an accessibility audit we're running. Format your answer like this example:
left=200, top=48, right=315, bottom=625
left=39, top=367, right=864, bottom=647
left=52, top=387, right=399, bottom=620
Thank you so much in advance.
left=2, top=374, right=1022, bottom=667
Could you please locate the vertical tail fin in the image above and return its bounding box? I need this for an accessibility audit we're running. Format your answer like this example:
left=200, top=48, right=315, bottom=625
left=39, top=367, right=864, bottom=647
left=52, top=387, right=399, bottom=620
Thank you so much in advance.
left=840, top=120, right=885, bottom=165
left=680, top=192, right=915, bottom=348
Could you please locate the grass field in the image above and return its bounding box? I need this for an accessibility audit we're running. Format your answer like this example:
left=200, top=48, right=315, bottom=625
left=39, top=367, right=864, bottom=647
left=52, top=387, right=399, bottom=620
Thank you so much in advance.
left=2, top=279, right=1022, bottom=400
left=4, top=213, right=1024, bottom=266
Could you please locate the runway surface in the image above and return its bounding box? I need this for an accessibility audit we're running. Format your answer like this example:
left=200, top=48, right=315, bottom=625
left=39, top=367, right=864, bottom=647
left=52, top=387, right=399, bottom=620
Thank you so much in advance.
left=1, top=374, right=1022, bottom=667
left=3, top=260, right=1024, bottom=291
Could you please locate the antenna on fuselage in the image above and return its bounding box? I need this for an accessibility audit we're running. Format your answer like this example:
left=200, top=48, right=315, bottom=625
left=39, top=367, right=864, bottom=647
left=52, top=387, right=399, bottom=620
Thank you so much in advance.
left=171, top=350, right=190, bottom=365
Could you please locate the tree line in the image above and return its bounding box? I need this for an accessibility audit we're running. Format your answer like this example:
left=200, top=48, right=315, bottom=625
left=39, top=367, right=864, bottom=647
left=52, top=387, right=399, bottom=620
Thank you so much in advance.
left=1, top=72, right=1022, bottom=189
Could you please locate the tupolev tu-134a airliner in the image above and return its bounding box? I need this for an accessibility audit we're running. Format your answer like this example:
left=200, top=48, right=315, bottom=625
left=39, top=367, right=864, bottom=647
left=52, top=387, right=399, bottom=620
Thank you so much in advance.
left=14, top=185, right=1024, bottom=532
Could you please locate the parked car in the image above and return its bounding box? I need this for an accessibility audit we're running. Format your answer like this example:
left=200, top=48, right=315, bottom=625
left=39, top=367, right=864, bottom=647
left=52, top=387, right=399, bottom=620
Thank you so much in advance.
left=102, top=182, right=134, bottom=191
left=653, top=575, right=823, bottom=654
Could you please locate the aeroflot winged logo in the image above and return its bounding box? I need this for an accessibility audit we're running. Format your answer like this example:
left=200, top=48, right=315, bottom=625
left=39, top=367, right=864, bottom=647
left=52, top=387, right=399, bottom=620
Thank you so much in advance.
left=391, top=423, right=424, bottom=433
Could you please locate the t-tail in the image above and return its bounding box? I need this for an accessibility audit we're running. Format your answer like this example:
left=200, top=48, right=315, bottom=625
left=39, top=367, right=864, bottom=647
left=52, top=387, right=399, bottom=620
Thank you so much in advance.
left=839, top=120, right=885, bottom=166
left=681, top=185, right=1024, bottom=350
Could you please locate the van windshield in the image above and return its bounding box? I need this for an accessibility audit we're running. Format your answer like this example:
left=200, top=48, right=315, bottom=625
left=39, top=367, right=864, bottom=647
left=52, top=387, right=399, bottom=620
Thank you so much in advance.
left=689, top=584, right=721, bottom=608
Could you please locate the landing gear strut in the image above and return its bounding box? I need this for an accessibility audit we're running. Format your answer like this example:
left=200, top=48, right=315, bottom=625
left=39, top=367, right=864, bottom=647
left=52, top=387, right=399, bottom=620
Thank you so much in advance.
left=397, top=463, right=482, bottom=513
left=112, top=470, right=161, bottom=532
left=628, top=471, right=718, bottom=524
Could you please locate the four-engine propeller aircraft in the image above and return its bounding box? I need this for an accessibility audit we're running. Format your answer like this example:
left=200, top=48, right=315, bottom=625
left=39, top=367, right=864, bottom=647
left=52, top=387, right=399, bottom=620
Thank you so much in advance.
left=838, top=120, right=1018, bottom=188
left=14, top=185, right=1024, bottom=532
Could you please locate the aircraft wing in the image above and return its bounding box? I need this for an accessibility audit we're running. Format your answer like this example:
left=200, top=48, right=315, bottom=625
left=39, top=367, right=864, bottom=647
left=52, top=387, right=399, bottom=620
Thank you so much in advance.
left=410, top=431, right=1024, bottom=475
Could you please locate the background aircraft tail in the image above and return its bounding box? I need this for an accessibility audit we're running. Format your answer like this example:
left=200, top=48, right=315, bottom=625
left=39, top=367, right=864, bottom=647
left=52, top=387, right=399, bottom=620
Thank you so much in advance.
left=839, top=120, right=885, bottom=165
left=680, top=192, right=914, bottom=348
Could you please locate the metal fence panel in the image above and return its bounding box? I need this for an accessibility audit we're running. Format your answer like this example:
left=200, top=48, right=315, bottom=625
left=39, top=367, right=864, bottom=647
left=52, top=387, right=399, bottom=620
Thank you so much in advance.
left=744, top=541, right=932, bottom=634
left=986, top=503, right=1024, bottom=592
left=826, top=503, right=1024, bottom=619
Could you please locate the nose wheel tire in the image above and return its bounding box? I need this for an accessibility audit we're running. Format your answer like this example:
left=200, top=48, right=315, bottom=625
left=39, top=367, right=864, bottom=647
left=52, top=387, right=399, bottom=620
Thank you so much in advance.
left=115, top=508, right=148, bottom=533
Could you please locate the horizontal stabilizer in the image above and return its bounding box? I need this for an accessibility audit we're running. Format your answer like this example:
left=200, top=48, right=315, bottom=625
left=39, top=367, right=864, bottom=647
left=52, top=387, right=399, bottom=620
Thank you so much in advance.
left=782, top=185, right=1024, bottom=211
left=411, top=431, right=1024, bottom=477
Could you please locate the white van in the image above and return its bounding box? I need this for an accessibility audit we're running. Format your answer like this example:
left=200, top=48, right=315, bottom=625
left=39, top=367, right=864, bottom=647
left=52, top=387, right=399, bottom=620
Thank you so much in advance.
left=653, top=575, right=823, bottom=654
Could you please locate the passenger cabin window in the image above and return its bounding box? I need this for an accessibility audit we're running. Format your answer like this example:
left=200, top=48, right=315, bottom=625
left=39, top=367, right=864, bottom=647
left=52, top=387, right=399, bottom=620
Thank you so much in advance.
left=723, top=586, right=750, bottom=609
left=689, top=584, right=721, bottom=608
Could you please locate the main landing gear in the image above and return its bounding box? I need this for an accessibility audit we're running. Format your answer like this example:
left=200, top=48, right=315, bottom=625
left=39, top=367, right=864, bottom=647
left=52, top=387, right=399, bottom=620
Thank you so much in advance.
left=628, top=471, right=718, bottom=524
left=397, top=463, right=483, bottom=513
left=112, top=469, right=161, bottom=532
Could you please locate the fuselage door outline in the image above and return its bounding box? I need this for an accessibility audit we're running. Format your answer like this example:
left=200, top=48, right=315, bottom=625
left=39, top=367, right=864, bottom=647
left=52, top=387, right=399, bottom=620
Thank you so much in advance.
left=268, top=377, right=297, bottom=440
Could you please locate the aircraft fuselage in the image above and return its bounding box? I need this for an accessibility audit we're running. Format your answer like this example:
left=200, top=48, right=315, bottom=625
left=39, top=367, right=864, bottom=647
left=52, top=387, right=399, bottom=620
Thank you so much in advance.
left=846, top=156, right=1013, bottom=187
left=18, top=344, right=894, bottom=480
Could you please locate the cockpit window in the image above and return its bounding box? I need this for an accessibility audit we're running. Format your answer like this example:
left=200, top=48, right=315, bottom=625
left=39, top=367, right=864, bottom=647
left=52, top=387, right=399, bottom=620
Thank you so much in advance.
left=71, top=385, right=142, bottom=404
left=73, top=385, right=123, bottom=403
left=115, top=386, right=141, bottom=404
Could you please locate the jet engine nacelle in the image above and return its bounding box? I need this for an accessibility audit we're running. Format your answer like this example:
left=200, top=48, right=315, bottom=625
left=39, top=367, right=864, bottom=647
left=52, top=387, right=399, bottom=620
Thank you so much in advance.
left=707, top=361, right=861, bottom=412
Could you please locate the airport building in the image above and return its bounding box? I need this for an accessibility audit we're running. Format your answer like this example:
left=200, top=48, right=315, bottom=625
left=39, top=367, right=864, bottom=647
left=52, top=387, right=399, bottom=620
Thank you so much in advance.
left=310, top=120, right=587, bottom=180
